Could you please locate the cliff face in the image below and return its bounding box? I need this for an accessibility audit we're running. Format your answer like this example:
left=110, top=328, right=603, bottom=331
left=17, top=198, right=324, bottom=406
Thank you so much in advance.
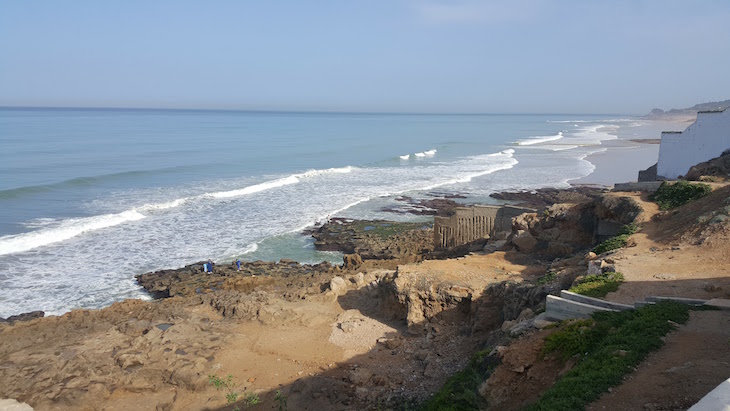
left=646, top=99, right=730, bottom=120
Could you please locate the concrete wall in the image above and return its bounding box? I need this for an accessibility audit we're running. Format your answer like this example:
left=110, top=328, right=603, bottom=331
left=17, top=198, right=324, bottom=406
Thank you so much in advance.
left=434, top=205, right=533, bottom=249
left=657, top=109, right=730, bottom=179
left=613, top=181, right=663, bottom=192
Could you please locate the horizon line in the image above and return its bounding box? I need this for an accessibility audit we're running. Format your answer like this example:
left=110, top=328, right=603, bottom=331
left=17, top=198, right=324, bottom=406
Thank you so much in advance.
left=0, top=105, right=633, bottom=117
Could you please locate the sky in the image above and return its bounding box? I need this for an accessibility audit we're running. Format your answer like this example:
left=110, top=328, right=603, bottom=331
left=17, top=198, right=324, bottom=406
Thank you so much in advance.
left=1, top=1, right=729, bottom=114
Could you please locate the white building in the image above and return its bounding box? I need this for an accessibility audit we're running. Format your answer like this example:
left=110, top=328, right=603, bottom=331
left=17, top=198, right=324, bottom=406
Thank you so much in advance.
left=657, top=108, right=730, bottom=179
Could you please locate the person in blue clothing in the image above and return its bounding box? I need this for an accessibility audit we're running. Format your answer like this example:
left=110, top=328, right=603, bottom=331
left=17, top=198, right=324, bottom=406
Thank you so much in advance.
left=236, top=259, right=241, bottom=271
left=203, top=262, right=210, bottom=273
left=207, top=260, right=214, bottom=274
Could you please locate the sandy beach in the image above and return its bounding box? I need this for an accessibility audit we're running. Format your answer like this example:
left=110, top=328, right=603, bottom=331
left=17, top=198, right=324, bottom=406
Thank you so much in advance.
left=571, top=119, right=689, bottom=186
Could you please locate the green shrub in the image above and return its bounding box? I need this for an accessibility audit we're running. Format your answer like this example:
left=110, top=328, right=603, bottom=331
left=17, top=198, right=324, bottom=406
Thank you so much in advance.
left=650, top=181, right=712, bottom=210
left=421, top=349, right=494, bottom=411
left=524, top=301, right=690, bottom=411
left=592, top=223, right=638, bottom=255
left=536, top=271, right=557, bottom=285
left=568, top=272, right=624, bottom=298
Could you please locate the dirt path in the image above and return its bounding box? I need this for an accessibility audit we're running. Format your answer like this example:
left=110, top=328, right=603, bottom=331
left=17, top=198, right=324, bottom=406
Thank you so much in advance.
left=588, top=310, right=730, bottom=411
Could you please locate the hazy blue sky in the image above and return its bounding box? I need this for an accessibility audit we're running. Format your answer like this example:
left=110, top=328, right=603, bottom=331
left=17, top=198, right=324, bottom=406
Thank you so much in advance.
left=1, top=1, right=729, bottom=114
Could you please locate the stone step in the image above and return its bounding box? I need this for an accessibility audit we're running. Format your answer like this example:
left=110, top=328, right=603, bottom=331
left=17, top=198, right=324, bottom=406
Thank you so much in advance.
left=560, top=290, right=634, bottom=311
left=545, top=295, right=617, bottom=321
left=645, top=296, right=708, bottom=305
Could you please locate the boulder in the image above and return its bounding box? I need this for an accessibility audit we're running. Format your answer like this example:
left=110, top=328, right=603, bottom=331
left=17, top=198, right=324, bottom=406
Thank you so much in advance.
left=512, top=230, right=538, bottom=252
left=343, top=253, right=362, bottom=269
left=329, top=276, right=348, bottom=295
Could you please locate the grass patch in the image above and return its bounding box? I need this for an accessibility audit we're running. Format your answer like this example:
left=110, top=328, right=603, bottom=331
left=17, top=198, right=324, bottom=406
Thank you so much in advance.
left=421, top=349, right=495, bottom=411
left=525, top=301, right=690, bottom=411
left=536, top=271, right=558, bottom=285
left=568, top=272, right=625, bottom=298
left=592, top=224, right=638, bottom=255
left=650, top=181, right=712, bottom=210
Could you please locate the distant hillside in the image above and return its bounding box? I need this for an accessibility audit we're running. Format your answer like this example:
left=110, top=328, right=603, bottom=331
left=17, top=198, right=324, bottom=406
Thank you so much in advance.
left=646, top=99, right=730, bottom=121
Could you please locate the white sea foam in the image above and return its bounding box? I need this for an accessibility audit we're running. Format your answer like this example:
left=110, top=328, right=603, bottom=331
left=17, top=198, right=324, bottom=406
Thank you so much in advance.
left=208, top=166, right=355, bottom=199
left=139, top=198, right=187, bottom=211
left=294, top=166, right=355, bottom=179
left=1, top=166, right=360, bottom=256
left=502, top=149, right=515, bottom=154
left=551, top=145, right=579, bottom=151
left=399, top=154, right=410, bottom=160
left=207, top=175, right=300, bottom=198
left=0, top=210, right=146, bottom=256
left=572, top=125, right=618, bottom=145
left=414, top=152, right=426, bottom=157
left=516, top=132, right=564, bottom=146
left=424, top=149, right=437, bottom=156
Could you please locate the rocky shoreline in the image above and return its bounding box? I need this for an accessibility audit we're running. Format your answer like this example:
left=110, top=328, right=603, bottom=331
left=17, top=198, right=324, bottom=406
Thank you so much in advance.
left=2, top=185, right=729, bottom=410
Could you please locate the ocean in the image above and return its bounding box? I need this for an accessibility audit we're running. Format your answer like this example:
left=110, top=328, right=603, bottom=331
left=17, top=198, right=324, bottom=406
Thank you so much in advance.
left=0, top=108, right=651, bottom=317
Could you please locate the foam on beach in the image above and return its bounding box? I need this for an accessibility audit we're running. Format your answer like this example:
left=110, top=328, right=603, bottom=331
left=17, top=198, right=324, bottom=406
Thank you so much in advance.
left=516, top=132, right=564, bottom=146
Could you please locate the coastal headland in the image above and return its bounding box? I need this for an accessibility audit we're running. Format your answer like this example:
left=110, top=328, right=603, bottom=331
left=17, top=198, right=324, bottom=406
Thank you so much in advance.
left=2, top=170, right=730, bottom=410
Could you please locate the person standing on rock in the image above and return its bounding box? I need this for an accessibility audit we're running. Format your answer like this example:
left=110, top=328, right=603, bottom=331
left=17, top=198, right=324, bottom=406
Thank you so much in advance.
left=236, top=259, right=241, bottom=271
left=207, top=260, right=214, bottom=274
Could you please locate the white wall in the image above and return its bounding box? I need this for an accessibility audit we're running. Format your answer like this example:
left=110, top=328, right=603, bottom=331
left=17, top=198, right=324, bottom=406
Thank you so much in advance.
left=657, top=109, right=730, bottom=179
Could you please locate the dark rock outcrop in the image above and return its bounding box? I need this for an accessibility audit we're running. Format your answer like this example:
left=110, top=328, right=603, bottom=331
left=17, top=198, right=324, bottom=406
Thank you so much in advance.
left=685, top=150, right=730, bottom=182
left=135, top=260, right=335, bottom=299
left=0, top=311, right=45, bottom=325
left=490, top=187, right=607, bottom=209
left=638, top=163, right=658, bottom=182
left=506, top=194, right=642, bottom=258
left=310, top=218, right=433, bottom=261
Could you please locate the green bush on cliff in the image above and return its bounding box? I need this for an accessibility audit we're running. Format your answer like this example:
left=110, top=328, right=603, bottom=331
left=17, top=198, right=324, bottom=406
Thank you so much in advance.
left=525, top=301, right=690, bottom=411
left=568, top=272, right=624, bottom=298
left=650, top=181, right=712, bottom=210
left=592, top=223, right=638, bottom=255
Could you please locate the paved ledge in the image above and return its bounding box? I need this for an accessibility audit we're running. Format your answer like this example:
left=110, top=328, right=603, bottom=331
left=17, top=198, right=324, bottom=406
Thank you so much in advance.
left=560, top=290, right=634, bottom=311
left=705, top=299, right=730, bottom=310
left=688, top=377, right=730, bottom=411
left=545, top=295, right=617, bottom=321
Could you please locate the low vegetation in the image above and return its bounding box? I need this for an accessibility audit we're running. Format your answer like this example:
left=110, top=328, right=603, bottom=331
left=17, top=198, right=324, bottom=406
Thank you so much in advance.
left=535, top=271, right=557, bottom=285
left=209, top=374, right=241, bottom=410
left=526, top=301, right=690, bottom=410
left=353, top=220, right=432, bottom=240
left=208, top=374, right=260, bottom=410
left=421, top=349, right=496, bottom=411
left=568, top=272, right=624, bottom=298
left=650, top=181, right=712, bottom=210
left=592, top=223, right=638, bottom=255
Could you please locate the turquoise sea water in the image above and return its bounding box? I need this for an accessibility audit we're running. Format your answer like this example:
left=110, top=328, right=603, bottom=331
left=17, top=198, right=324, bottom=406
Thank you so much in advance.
left=0, top=108, right=637, bottom=316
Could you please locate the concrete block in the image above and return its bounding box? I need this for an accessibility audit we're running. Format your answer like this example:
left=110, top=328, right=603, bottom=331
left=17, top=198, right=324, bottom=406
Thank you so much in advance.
left=688, top=377, right=730, bottom=411
left=613, top=181, right=663, bottom=193
left=545, top=295, right=616, bottom=321
left=634, top=301, right=656, bottom=308
left=560, top=290, right=634, bottom=311
left=645, top=296, right=708, bottom=305
left=704, top=299, right=730, bottom=311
